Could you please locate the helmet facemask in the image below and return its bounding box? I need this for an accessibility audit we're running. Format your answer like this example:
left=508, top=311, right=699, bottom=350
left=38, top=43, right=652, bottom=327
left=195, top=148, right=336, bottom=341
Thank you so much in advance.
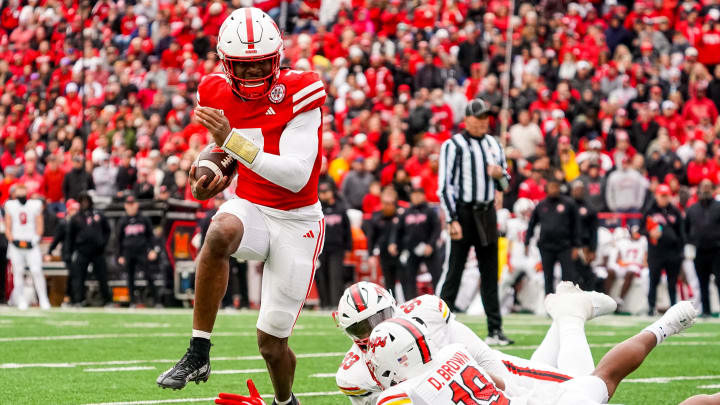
left=220, top=50, right=281, bottom=100
left=335, top=306, right=395, bottom=352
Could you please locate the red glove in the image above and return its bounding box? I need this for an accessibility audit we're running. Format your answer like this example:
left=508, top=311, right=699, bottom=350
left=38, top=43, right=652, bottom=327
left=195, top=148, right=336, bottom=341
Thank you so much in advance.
left=215, top=379, right=266, bottom=405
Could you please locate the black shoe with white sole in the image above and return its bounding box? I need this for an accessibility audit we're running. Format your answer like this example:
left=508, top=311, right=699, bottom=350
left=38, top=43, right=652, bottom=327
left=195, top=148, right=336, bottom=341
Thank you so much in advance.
left=156, top=338, right=211, bottom=390
left=485, top=330, right=514, bottom=346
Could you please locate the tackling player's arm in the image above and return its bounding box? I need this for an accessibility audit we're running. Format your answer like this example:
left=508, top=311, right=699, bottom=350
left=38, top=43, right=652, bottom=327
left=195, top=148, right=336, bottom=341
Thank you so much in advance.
left=222, top=107, right=321, bottom=193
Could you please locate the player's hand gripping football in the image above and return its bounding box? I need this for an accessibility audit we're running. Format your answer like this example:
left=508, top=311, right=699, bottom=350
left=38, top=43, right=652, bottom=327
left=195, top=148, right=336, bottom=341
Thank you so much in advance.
left=215, top=379, right=267, bottom=405
left=195, top=106, right=231, bottom=147
left=189, top=165, right=230, bottom=201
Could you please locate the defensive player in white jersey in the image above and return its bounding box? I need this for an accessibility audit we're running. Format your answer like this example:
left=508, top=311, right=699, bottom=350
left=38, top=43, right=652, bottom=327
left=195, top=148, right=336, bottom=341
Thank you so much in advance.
left=501, top=198, right=543, bottom=313
left=370, top=296, right=698, bottom=405
left=607, top=226, right=647, bottom=309
left=332, top=281, right=616, bottom=405
left=4, top=183, right=50, bottom=310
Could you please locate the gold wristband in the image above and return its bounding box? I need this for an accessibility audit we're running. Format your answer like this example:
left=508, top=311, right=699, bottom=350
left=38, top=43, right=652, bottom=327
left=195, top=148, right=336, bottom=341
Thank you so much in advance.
left=224, top=129, right=260, bottom=164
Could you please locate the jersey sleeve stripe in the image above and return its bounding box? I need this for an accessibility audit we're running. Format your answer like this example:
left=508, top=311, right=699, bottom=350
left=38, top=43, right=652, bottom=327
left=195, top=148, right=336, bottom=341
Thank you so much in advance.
left=383, top=399, right=412, bottom=405
left=377, top=393, right=411, bottom=405
left=338, top=387, right=370, bottom=396
left=292, top=90, right=326, bottom=113
left=502, top=360, right=572, bottom=382
left=293, top=80, right=324, bottom=102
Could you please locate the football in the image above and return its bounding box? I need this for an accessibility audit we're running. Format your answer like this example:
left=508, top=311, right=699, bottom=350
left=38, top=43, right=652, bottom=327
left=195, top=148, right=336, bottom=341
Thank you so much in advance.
left=193, top=143, right=237, bottom=188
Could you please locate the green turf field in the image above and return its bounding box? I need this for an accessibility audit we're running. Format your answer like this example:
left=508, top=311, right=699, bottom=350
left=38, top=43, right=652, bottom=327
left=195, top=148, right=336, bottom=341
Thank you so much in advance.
left=1, top=307, right=718, bottom=405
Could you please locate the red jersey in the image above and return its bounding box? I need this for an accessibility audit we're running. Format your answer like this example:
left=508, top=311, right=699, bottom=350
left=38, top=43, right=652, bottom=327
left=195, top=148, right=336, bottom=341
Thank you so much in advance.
left=197, top=69, right=326, bottom=210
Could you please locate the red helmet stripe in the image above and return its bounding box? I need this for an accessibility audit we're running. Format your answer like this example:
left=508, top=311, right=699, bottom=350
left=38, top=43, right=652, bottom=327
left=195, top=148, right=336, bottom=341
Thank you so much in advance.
left=244, top=8, right=255, bottom=50
left=391, top=318, right=432, bottom=364
left=350, top=285, right=367, bottom=312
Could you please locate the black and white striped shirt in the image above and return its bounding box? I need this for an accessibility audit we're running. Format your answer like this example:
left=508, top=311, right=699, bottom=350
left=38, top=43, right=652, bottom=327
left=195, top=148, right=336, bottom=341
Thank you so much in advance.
left=437, top=131, right=510, bottom=222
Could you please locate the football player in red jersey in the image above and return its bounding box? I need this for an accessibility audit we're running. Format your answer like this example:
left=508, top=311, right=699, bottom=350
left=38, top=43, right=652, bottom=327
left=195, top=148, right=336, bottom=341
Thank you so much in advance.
left=156, top=8, right=327, bottom=405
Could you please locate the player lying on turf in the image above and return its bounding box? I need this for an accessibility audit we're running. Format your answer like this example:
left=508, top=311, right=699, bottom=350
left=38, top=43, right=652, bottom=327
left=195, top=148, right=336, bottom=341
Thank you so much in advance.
left=369, top=298, right=698, bottom=405
left=331, top=281, right=617, bottom=404
left=213, top=281, right=616, bottom=405
left=156, top=7, right=327, bottom=405
left=681, top=393, right=720, bottom=404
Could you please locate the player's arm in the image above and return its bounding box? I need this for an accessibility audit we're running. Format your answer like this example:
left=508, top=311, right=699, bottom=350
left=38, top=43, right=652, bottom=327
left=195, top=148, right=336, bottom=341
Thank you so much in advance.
left=4, top=208, right=12, bottom=242
left=222, top=108, right=321, bottom=193
left=446, top=319, right=509, bottom=387
left=34, top=208, right=43, bottom=244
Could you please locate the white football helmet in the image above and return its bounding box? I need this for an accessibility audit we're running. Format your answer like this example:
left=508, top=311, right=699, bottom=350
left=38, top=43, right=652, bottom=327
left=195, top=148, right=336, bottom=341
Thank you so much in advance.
left=513, top=198, right=535, bottom=220
left=333, top=281, right=397, bottom=351
left=365, top=318, right=435, bottom=390
left=216, top=7, right=282, bottom=99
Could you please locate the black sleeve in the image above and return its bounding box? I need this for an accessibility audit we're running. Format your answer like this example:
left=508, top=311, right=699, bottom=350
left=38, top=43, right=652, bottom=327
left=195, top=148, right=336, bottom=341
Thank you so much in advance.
left=48, top=222, right=66, bottom=253
left=427, top=208, right=441, bottom=248
left=88, top=173, right=95, bottom=190
left=570, top=201, right=582, bottom=247
left=390, top=213, right=403, bottom=248
left=100, top=214, right=111, bottom=245
left=67, top=216, right=78, bottom=253
left=525, top=204, right=539, bottom=246
left=116, top=217, right=126, bottom=257
left=676, top=207, right=687, bottom=246
left=144, top=216, right=154, bottom=252
left=684, top=206, right=694, bottom=245
left=363, top=217, right=376, bottom=253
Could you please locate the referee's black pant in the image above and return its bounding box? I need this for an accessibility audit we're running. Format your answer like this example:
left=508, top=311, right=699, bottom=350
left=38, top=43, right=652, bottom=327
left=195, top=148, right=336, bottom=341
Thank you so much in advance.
left=539, top=247, right=576, bottom=295
left=694, top=249, right=720, bottom=316
left=439, top=203, right=502, bottom=334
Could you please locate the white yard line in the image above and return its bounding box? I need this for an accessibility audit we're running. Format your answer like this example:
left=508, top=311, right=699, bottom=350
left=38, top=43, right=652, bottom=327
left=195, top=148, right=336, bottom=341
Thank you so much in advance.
left=698, top=384, right=720, bottom=389
left=82, top=391, right=342, bottom=405
left=212, top=369, right=268, bottom=374
left=625, top=375, right=720, bottom=383
left=84, top=366, right=156, bottom=372
left=0, top=331, right=331, bottom=342
left=310, top=373, right=337, bottom=378
left=0, top=352, right=346, bottom=369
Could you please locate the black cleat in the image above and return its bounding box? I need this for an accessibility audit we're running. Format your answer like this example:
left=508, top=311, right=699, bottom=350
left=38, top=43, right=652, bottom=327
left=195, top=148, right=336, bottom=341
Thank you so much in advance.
left=485, top=330, right=515, bottom=346
left=156, top=339, right=211, bottom=390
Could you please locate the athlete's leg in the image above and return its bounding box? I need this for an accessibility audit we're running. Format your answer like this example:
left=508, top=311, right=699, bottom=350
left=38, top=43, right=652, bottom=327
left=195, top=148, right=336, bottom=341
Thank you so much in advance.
left=592, top=301, right=697, bottom=398
left=257, top=216, right=324, bottom=404
left=619, top=272, right=635, bottom=301
left=680, top=393, right=720, bottom=405
left=193, top=214, right=243, bottom=333
left=8, top=246, right=27, bottom=309
left=545, top=289, right=595, bottom=376
left=27, top=248, right=50, bottom=309
left=530, top=320, right=560, bottom=368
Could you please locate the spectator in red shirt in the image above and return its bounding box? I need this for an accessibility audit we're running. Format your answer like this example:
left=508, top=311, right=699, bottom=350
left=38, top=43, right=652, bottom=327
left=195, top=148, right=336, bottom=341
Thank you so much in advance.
left=0, top=165, right=18, bottom=204
left=42, top=154, right=66, bottom=213
left=656, top=100, right=685, bottom=144
left=18, top=150, right=43, bottom=198
left=687, top=141, right=719, bottom=186
left=419, top=153, right=440, bottom=204
left=518, top=163, right=548, bottom=203
left=683, top=81, right=719, bottom=124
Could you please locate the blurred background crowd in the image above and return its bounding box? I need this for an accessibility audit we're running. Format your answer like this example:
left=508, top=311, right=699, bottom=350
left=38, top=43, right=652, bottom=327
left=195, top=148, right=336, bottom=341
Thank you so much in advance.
left=1, top=0, right=720, bottom=316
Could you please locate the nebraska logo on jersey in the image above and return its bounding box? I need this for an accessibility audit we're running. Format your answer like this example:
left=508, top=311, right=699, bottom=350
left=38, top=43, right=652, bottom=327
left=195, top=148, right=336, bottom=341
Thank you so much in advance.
left=268, top=83, right=286, bottom=103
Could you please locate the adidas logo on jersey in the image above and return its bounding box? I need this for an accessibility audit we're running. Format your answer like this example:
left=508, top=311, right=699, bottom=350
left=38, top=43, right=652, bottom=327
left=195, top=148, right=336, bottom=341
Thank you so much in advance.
left=265, top=107, right=276, bottom=115
left=302, top=230, right=315, bottom=238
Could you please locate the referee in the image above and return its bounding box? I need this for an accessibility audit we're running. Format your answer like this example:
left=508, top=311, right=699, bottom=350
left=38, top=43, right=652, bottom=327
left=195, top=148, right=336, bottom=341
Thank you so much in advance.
left=436, top=98, right=513, bottom=346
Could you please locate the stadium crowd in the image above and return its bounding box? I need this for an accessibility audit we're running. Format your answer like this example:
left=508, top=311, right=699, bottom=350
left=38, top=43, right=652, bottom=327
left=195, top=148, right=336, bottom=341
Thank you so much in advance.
left=1, top=0, right=720, bottom=316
